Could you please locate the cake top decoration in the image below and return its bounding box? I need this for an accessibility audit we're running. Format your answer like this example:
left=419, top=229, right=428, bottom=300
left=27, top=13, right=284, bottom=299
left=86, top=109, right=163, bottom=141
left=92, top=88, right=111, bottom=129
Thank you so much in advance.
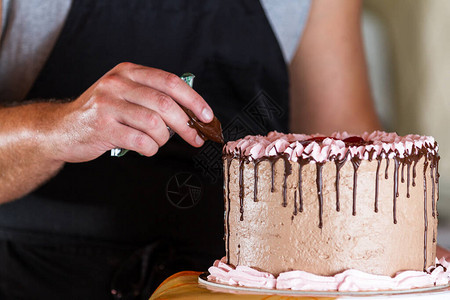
left=224, top=131, right=438, bottom=162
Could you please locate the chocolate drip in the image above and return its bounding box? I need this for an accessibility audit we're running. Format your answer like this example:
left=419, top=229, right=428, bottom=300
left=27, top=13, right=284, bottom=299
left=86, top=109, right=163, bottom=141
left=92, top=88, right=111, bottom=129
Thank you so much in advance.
left=270, top=159, right=276, bottom=193
left=351, top=157, right=361, bottom=216
left=385, top=158, right=390, bottom=179
left=428, top=264, right=447, bottom=273
left=375, top=157, right=382, bottom=213
left=430, top=161, right=436, bottom=218
left=436, top=158, right=440, bottom=217
left=401, top=161, right=405, bottom=183
left=436, top=157, right=440, bottom=192
left=282, top=156, right=292, bottom=207
left=335, top=157, right=346, bottom=212
left=223, top=159, right=227, bottom=243
left=368, top=148, right=376, bottom=162
left=412, top=159, right=418, bottom=187
left=298, top=161, right=306, bottom=213
left=292, top=190, right=298, bottom=219
left=316, top=163, right=325, bottom=228
left=434, top=151, right=440, bottom=217
left=237, top=244, right=241, bottom=265
left=407, top=161, right=411, bottom=198
left=238, top=158, right=245, bottom=221
left=394, top=159, right=400, bottom=198
left=226, top=157, right=232, bottom=264
left=253, top=161, right=259, bottom=202
left=423, top=159, right=429, bottom=271
left=393, top=157, right=400, bottom=224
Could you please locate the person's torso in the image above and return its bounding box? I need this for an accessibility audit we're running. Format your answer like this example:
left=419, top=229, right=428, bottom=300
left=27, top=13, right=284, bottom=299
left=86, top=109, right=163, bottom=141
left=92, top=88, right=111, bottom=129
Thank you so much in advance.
left=0, top=0, right=308, bottom=260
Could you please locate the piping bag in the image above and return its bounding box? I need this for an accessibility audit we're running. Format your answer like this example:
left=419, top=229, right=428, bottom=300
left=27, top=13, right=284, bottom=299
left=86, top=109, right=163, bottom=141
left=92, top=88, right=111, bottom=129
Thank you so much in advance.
left=111, top=73, right=224, bottom=157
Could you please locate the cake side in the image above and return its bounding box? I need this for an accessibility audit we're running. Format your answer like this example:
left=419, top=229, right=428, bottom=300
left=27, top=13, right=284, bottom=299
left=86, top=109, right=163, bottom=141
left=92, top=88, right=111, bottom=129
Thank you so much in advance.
left=223, top=131, right=439, bottom=277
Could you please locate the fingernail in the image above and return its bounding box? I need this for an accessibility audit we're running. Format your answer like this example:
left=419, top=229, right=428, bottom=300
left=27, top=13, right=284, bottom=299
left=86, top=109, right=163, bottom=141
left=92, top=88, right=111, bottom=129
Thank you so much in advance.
left=201, top=108, right=213, bottom=122
left=195, top=135, right=204, bottom=146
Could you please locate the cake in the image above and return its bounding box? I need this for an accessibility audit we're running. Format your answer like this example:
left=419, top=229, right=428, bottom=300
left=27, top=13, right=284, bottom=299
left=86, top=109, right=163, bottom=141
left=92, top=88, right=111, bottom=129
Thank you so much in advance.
left=207, top=131, right=449, bottom=291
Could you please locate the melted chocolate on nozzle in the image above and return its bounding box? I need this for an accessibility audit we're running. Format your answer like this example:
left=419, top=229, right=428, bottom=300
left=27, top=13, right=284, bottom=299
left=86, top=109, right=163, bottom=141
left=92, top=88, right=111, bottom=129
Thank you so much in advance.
left=180, top=73, right=224, bottom=144
left=182, top=106, right=224, bottom=144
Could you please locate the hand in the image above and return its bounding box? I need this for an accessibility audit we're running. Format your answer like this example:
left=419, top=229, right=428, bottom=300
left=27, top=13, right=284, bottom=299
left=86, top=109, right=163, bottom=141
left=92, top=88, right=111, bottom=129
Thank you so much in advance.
left=42, top=63, right=214, bottom=162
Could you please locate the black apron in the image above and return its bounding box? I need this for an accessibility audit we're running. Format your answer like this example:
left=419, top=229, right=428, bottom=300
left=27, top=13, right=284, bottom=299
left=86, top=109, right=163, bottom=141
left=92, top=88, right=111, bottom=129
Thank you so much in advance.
left=0, top=0, right=289, bottom=299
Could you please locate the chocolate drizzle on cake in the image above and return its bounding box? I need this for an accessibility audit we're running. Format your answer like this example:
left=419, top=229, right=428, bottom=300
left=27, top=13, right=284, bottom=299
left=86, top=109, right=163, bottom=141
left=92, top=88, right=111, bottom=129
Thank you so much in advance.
left=282, top=156, right=292, bottom=207
left=375, top=157, right=381, bottom=213
left=316, top=162, right=325, bottom=228
left=293, top=190, right=298, bottom=218
left=394, top=158, right=400, bottom=198
left=351, top=157, right=361, bottom=216
left=298, top=161, right=306, bottom=213
left=385, top=158, right=390, bottom=179
left=233, top=154, right=294, bottom=222
left=393, top=157, right=400, bottom=224
left=270, top=159, right=276, bottom=193
left=224, top=134, right=440, bottom=270
left=225, top=156, right=232, bottom=264
left=401, top=161, right=405, bottom=183
left=413, top=159, right=418, bottom=187
left=423, top=159, right=429, bottom=271
left=238, top=157, right=245, bottom=221
left=436, top=157, right=440, bottom=199
left=335, top=155, right=347, bottom=212
left=253, top=162, right=260, bottom=202
left=430, top=160, right=436, bottom=218
left=407, top=161, right=411, bottom=198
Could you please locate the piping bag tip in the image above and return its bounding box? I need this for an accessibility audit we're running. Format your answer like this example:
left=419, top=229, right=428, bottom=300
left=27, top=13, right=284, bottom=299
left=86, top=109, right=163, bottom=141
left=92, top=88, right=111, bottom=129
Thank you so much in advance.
left=180, top=73, right=224, bottom=144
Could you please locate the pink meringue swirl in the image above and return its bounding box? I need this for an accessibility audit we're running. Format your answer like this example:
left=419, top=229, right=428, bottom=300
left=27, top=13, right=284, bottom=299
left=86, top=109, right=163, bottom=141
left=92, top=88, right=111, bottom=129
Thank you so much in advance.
left=207, top=258, right=276, bottom=289
left=207, top=257, right=450, bottom=292
left=223, top=131, right=438, bottom=163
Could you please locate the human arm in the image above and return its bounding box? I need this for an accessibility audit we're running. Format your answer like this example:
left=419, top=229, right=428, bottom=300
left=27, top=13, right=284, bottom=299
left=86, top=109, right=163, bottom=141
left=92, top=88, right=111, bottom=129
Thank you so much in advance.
left=289, top=0, right=380, bottom=135
left=0, top=63, right=213, bottom=204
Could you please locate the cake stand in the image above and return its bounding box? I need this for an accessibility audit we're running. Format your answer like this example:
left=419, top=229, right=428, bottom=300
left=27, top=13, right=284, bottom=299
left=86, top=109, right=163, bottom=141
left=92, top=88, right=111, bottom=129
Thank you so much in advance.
left=198, top=273, right=450, bottom=299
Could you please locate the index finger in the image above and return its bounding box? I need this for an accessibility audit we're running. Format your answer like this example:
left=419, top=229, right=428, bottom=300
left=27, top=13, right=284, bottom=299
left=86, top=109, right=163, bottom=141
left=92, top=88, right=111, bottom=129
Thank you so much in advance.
left=118, top=63, right=214, bottom=123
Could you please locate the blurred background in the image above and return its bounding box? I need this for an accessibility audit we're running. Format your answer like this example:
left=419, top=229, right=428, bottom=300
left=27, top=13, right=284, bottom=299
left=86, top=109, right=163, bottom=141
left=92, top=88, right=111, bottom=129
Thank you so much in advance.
left=362, top=0, right=450, bottom=247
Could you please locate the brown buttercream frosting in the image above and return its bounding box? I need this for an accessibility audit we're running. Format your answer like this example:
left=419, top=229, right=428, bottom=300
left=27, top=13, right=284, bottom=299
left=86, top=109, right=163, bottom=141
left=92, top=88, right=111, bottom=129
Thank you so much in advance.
left=223, top=131, right=440, bottom=277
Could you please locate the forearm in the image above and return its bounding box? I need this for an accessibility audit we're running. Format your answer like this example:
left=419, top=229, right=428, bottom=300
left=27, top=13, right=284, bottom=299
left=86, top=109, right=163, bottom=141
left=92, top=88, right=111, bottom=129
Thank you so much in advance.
left=0, top=103, right=65, bottom=204
left=0, top=63, right=217, bottom=203
left=0, top=63, right=216, bottom=203
left=290, top=0, right=381, bottom=135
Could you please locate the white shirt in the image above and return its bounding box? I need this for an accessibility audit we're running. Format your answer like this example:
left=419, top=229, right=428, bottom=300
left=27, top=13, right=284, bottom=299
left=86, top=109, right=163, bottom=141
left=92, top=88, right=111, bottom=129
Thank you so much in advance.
left=0, top=0, right=311, bottom=102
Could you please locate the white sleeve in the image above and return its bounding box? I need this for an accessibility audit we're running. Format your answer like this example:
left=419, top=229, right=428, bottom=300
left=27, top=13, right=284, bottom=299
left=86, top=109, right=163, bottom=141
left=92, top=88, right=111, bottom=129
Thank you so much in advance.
left=259, top=0, right=311, bottom=64
left=0, top=0, right=71, bottom=103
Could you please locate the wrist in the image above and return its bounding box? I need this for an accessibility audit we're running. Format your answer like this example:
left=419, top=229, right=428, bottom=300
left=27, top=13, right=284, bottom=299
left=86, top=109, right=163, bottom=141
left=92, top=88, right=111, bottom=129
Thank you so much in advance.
left=24, top=101, right=68, bottom=166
